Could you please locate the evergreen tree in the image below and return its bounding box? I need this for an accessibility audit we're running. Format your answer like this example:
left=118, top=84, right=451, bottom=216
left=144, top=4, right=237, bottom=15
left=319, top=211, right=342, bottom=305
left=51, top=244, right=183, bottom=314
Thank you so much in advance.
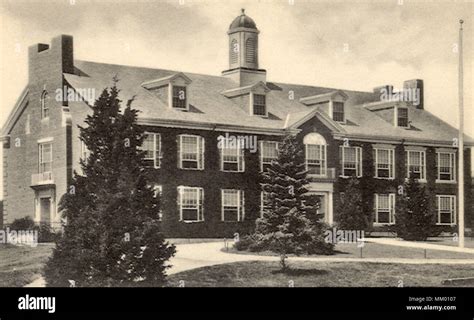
left=44, top=83, right=175, bottom=287
left=335, top=177, right=369, bottom=231
left=254, top=134, right=334, bottom=270
left=394, top=174, right=437, bottom=241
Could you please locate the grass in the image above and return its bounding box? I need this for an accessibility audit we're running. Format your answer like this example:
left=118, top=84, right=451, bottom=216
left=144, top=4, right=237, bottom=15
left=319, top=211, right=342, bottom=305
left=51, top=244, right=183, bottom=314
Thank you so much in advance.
left=166, top=260, right=474, bottom=287
left=0, top=243, right=55, bottom=287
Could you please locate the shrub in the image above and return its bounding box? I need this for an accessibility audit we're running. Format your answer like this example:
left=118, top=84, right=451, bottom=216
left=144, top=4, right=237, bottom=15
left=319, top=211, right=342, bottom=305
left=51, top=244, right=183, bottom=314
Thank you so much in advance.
left=9, top=216, right=35, bottom=231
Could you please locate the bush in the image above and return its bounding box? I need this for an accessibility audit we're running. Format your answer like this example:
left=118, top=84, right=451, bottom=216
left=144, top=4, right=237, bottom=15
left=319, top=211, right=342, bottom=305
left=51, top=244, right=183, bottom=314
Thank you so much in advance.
left=9, top=216, right=35, bottom=231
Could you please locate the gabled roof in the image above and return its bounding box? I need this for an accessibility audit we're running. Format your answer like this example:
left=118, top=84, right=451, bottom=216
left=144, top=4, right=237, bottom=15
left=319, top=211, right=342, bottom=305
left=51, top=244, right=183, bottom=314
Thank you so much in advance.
left=49, top=59, right=472, bottom=145
left=299, top=90, right=348, bottom=106
left=1, top=86, right=29, bottom=138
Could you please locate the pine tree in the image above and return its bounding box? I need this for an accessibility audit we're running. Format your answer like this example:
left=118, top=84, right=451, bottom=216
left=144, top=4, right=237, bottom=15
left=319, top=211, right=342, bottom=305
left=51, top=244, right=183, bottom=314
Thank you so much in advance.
left=335, top=177, right=369, bottom=231
left=394, top=174, right=437, bottom=241
left=255, top=134, right=334, bottom=270
left=44, top=82, right=175, bottom=287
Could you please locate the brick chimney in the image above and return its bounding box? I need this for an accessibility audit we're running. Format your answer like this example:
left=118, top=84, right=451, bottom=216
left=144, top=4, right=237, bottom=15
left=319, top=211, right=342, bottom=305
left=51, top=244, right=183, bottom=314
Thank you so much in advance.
left=28, top=35, right=74, bottom=83
left=403, top=79, right=424, bottom=109
left=373, top=85, right=393, bottom=102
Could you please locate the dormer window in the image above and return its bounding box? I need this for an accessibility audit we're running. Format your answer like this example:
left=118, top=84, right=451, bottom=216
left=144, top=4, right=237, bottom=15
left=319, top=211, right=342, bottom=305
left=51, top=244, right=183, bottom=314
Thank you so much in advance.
left=253, top=94, right=266, bottom=116
left=397, top=107, right=409, bottom=127
left=332, top=102, right=345, bottom=122
left=172, top=86, right=187, bottom=109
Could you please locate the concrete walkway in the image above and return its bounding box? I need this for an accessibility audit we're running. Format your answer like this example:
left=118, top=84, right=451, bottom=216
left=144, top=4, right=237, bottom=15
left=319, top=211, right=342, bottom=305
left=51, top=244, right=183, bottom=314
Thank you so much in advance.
left=367, top=238, right=474, bottom=254
left=24, top=238, right=474, bottom=287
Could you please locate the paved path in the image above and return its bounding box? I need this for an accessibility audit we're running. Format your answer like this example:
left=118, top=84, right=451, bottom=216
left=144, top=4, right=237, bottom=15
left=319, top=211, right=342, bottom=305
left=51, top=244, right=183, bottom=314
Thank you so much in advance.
left=24, top=238, right=474, bottom=287
left=367, top=238, right=474, bottom=254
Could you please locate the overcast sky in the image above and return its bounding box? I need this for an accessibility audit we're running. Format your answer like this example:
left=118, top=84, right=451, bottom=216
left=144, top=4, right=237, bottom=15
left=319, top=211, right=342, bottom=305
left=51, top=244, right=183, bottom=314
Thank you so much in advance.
left=0, top=0, right=472, bottom=195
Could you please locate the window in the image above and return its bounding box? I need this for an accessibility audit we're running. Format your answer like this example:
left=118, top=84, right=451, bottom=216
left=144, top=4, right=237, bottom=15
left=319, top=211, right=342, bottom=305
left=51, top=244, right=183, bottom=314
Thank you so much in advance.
left=406, top=150, right=426, bottom=180
left=260, top=191, right=270, bottom=218
left=304, top=133, right=327, bottom=176
left=260, top=141, right=279, bottom=172
left=340, top=146, right=362, bottom=177
left=172, top=86, right=187, bottom=109
left=142, top=133, right=162, bottom=168
left=373, top=148, right=395, bottom=179
left=220, top=138, right=245, bottom=172
left=230, top=39, right=238, bottom=64
left=245, top=38, right=256, bottom=63
left=178, top=135, right=204, bottom=170
left=253, top=94, right=266, bottom=116
left=177, top=186, right=204, bottom=222
left=397, top=107, right=409, bottom=127
left=374, top=194, right=395, bottom=225
left=332, top=101, right=345, bottom=122
left=437, top=152, right=456, bottom=182
left=41, top=91, right=49, bottom=119
left=436, top=195, right=456, bottom=225
left=152, top=185, right=163, bottom=220
left=221, top=189, right=245, bottom=222
left=39, top=143, right=52, bottom=173
left=80, top=140, right=90, bottom=162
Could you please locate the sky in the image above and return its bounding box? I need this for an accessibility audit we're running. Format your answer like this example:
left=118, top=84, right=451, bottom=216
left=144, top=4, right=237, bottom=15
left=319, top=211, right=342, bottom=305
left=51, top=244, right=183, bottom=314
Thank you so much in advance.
left=0, top=0, right=473, bottom=197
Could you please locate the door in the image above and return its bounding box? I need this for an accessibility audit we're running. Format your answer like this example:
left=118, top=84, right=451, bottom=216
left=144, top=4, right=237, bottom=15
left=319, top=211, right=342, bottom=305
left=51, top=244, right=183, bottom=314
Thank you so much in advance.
left=40, top=197, right=51, bottom=224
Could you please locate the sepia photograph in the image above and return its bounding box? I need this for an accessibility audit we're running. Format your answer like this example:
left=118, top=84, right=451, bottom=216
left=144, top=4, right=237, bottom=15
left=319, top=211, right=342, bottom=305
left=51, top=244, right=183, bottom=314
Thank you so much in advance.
left=0, top=0, right=473, bottom=316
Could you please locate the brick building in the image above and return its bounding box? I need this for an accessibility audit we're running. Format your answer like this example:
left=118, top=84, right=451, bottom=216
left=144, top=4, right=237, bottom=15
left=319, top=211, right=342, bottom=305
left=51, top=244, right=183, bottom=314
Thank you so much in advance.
left=1, top=10, right=473, bottom=237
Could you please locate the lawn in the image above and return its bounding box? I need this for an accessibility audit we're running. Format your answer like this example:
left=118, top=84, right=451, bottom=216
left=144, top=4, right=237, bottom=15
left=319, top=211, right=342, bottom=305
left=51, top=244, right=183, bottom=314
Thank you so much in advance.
left=0, top=244, right=55, bottom=287
left=166, top=260, right=474, bottom=287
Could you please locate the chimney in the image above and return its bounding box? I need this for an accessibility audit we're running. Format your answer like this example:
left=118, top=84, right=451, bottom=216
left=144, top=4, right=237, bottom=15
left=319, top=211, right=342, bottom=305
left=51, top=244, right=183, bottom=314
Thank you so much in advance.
left=373, top=85, right=393, bottom=102
left=28, top=35, right=74, bottom=82
left=403, top=79, right=424, bottom=109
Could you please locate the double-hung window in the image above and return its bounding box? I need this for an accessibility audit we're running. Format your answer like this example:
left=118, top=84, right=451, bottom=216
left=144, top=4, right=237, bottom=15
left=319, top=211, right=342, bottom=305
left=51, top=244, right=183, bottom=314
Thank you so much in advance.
left=172, top=86, right=187, bottom=109
left=340, top=146, right=362, bottom=177
left=406, top=150, right=426, bottom=180
left=39, top=143, right=52, bottom=174
left=373, top=148, right=394, bottom=179
left=178, top=135, right=204, bottom=170
left=177, top=186, right=204, bottom=222
left=221, top=189, right=245, bottom=222
left=306, top=144, right=326, bottom=176
left=374, top=193, right=395, bottom=225
left=397, top=107, right=409, bottom=127
left=253, top=94, right=266, bottom=116
left=436, top=195, right=456, bottom=225
left=260, top=141, right=278, bottom=172
left=436, top=152, right=456, bottom=182
left=332, top=101, right=345, bottom=122
left=152, top=185, right=163, bottom=220
left=220, top=138, right=245, bottom=172
left=142, top=133, right=162, bottom=168
left=260, top=191, right=270, bottom=218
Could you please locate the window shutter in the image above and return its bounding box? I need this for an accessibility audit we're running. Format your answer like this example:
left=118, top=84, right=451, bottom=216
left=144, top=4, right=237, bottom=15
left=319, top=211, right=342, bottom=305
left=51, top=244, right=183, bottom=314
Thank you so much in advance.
left=241, top=190, right=245, bottom=221
left=199, top=137, right=205, bottom=170
left=199, top=188, right=204, bottom=221
left=177, top=186, right=182, bottom=221
left=357, top=147, right=363, bottom=177
left=177, top=135, right=182, bottom=169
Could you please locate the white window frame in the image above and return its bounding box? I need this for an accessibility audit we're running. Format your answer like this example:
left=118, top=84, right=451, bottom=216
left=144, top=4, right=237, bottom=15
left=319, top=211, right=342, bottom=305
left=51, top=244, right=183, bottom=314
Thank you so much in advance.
left=142, top=133, right=162, bottom=168
left=153, top=185, right=163, bottom=221
left=39, top=142, right=53, bottom=174
left=177, top=186, right=204, bottom=223
left=374, top=148, right=395, bottom=179
left=260, top=191, right=270, bottom=218
left=252, top=93, right=267, bottom=116
left=220, top=138, right=245, bottom=172
left=172, top=85, right=187, bottom=109
left=436, top=152, right=456, bottom=183
left=41, top=91, right=49, bottom=120
left=221, top=189, right=245, bottom=222
left=305, top=144, right=327, bottom=176
left=340, top=146, right=362, bottom=177
left=178, top=134, right=204, bottom=170
left=396, top=107, right=409, bottom=128
left=260, top=141, right=279, bottom=172
left=80, top=140, right=90, bottom=162
left=332, top=101, right=345, bottom=123
left=436, top=195, right=456, bottom=226
left=374, top=193, right=395, bottom=225
left=405, top=150, right=426, bottom=181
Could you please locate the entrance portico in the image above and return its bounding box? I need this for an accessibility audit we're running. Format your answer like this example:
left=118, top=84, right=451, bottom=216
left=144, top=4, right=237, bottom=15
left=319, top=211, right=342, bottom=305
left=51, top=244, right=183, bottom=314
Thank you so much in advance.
left=307, top=182, right=334, bottom=225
